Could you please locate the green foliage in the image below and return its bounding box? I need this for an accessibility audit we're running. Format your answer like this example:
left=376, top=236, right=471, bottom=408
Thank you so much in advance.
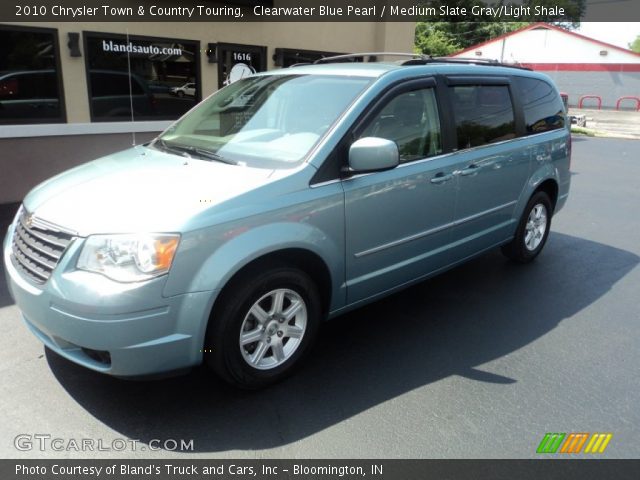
left=630, top=35, right=640, bottom=53
left=415, top=22, right=529, bottom=57
left=414, top=23, right=461, bottom=56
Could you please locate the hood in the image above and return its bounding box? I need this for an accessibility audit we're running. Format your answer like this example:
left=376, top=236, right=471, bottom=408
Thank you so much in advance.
left=23, top=146, right=280, bottom=235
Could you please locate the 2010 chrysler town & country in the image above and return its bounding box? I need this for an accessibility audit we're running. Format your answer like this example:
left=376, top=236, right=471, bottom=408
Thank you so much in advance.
left=3, top=55, right=571, bottom=388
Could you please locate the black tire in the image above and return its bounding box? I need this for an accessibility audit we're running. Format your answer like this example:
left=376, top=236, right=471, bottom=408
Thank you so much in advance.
left=501, top=191, right=553, bottom=263
left=204, top=266, right=321, bottom=389
left=177, top=90, right=185, bottom=97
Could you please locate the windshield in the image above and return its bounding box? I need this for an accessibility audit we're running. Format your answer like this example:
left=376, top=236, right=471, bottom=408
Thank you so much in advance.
left=154, top=74, right=371, bottom=168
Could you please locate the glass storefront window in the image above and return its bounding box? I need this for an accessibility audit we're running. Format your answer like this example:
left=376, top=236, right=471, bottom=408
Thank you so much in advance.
left=0, top=25, right=65, bottom=125
left=217, top=43, right=267, bottom=89
left=84, top=32, right=200, bottom=122
left=273, top=48, right=343, bottom=68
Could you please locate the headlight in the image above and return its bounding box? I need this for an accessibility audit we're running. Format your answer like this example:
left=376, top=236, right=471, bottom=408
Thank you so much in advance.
left=77, top=233, right=180, bottom=282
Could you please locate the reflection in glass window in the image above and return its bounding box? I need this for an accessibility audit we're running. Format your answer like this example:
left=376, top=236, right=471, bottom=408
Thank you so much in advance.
left=85, top=33, right=200, bottom=121
left=0, top=26, right=64, bottom=124
left=451, top=85, right=516, bottom=150
left=514, top=76, right=565, bottom=134
left=359, top=88, right=442, bottom=163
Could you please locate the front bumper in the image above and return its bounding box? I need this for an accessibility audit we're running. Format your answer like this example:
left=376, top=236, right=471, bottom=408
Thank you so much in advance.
left=3, top=221, right=215, bottom=377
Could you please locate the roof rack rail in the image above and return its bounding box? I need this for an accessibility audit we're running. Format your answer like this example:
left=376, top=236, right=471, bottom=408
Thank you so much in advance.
left=411, top=56, right=531, bottom=70
left=434, top=57, right=502, bottom=64
left=313, top=52, right=530, bottom=70
left=314, top=52, right=428, bottom=64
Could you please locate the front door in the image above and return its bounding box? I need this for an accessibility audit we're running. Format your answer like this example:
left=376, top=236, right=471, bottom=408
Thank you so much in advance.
left=343, top=81, right=459, bottom=304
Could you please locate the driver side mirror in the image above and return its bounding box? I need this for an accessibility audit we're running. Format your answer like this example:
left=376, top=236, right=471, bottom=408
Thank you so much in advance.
left=348, top=137, right=399, bottom=174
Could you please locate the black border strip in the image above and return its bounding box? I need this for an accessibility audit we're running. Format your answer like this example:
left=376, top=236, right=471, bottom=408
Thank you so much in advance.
left=3, top=459, right=640, bottom=480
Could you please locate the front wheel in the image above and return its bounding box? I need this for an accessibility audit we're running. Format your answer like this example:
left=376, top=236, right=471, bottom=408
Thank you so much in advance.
left=205, top=266, right=321, bottom=389
left=501, top=191, right=553, bottom=263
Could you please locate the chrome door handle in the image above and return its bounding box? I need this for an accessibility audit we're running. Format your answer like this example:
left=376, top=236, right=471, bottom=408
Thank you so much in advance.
left=459, top=164, right=479, bottom=176
left=430, top=173, right=453, bottom=184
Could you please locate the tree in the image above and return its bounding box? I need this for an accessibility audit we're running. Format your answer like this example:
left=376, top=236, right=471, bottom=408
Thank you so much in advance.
left=415, top=22, right=530, bottom=57
left=630, top=35, right=640, bottom=53
left=414, top=23, right=461, bottom=56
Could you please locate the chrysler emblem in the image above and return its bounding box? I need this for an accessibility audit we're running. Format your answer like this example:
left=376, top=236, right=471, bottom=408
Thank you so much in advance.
left=25, top=214, right=33, bottom=229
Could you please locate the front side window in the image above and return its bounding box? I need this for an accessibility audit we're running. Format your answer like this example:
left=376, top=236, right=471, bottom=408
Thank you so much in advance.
left=359, top=88, right=442, bottom=163
left=450, top=85, right=516, bottom=150
left=156, top=74, right=371, bottom=168
left=85, top=32, right=200, bottom=121
left=514, top=76, right=565, bottom=134
left=0, top=26, right=64, bottom=125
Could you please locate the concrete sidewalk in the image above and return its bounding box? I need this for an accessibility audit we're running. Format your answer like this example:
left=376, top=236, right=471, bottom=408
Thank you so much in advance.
left=570, top=108, right=640, bottom=139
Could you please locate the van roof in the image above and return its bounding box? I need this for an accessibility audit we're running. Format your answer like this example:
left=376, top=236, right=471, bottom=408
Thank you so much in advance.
left=258, top=62, right=549, bottom=80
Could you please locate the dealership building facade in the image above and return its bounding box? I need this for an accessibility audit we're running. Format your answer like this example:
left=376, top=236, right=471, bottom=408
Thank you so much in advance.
left=0, top=20, right=414, bottom=204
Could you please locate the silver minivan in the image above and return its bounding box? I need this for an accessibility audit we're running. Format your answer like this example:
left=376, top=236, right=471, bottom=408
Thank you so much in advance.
left=3, top=55, right=571, bottom=388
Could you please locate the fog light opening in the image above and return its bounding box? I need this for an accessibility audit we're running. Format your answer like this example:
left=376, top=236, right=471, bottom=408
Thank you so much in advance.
left=81, top=348, right=111, bottom=365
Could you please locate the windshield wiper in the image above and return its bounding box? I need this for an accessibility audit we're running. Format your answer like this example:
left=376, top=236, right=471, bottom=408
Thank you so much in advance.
left=153, top=138, right=172, bottom=153
left=182, top=146, right=238, bottom=165
left=153, top=139, right=237, bottom=165
left=153, top=138, right=188, bottom=157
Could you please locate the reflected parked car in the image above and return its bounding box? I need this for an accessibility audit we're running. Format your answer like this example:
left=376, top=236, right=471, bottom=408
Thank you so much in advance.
left=0, top=70, right=61, bottom=122
left=89, top=70, right=156, bottom=120
left=147, top=80, right=173, bottom=94
left=172, top=82, right=196, bottom=97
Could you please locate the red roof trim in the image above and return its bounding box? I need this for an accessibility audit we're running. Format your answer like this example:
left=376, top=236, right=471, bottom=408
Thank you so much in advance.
left=523, top=63, right=640, bottom=72
left=451, top=22, right=640, bottom=59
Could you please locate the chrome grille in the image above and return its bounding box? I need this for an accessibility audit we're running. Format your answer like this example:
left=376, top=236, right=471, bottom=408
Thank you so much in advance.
left=10, top=208, right=75, bottom=284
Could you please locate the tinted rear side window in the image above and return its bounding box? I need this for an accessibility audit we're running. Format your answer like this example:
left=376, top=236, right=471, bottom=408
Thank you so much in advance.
left=514, top=76, right=565, bottom=134
left=450, top=85, right=516, bottom=150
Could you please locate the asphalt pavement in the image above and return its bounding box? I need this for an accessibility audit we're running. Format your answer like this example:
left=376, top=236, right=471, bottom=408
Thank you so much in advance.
left=1, top=137, right=639, bottom=459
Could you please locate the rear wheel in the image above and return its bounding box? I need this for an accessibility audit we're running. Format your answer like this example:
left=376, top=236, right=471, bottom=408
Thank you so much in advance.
left=501, top=191, right=552, bottom=263
left=205, top=266, right=321, bottom=389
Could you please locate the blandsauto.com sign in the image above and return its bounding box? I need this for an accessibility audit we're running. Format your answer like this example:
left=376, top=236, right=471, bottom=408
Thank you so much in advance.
left=101, top=40, right=182, bottom=56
